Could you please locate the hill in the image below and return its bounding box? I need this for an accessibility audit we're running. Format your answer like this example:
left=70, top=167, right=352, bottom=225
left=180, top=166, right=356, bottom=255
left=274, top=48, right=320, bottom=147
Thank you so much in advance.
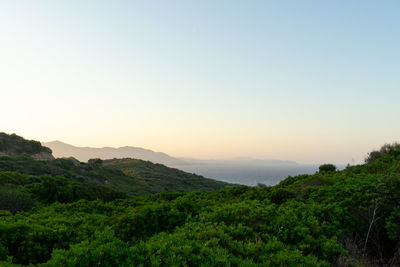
left=102, top=158, right=228, bottom=193
left=43, top=140, right=186, bottom=165
left=0, top=133, right=228, bottom=196
left=1, top=139, right=400, bottom=265
left=0, top=132, right=54, bottom=160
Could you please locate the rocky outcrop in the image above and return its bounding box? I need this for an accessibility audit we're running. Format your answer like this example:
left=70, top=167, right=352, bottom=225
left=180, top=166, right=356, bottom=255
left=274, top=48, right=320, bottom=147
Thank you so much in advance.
left=32, top=152, right=55, bottom=161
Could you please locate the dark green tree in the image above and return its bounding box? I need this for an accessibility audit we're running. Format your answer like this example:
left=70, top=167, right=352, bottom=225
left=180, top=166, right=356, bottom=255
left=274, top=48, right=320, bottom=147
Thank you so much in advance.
left=319, top=164, right=336, bottom=172
left=0, top=190, right=35, bottom=213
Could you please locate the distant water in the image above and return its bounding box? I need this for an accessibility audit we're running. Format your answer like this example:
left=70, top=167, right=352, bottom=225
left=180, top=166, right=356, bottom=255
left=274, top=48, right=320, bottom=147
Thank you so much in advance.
left=174, top=164, right=320, bottom=186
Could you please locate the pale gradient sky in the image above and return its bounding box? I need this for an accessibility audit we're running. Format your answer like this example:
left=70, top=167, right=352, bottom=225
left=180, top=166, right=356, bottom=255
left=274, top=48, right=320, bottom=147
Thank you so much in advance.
left=1, top=1, right=399, bottom=164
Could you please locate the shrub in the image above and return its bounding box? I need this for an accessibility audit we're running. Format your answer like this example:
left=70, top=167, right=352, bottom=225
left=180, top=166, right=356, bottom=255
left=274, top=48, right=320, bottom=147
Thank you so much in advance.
left=269, top=188, right=296, bottom=204
left=0, top=190, right=35, bottom=214
left=88, top=158, right=103, bottom=165
left=365, top=143, right=400, bottom=163
left=319, top=164, right=336, bottom=173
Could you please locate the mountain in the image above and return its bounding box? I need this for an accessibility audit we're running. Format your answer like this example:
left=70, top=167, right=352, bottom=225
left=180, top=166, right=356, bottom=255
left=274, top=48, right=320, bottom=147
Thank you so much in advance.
left=43, top=140, right=187, bottom=165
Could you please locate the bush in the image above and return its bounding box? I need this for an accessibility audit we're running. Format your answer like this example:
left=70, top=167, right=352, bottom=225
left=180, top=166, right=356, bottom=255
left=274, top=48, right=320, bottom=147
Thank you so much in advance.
left=319, top=164, right=336, bottom=173
left=88, top=158, right=103, bottom=165
left=0, top=171, right=28, bottom=187
left=46, top=228, right=130, bottom=267
left=24, top=175, right=73, bottom=204
left=269, top=188, right=296, bottom=204
left=365, top=143, right=400, bottom=163
left=0, top=190, right=35, bottom=213
left=23, top=175, right=126, bottom=204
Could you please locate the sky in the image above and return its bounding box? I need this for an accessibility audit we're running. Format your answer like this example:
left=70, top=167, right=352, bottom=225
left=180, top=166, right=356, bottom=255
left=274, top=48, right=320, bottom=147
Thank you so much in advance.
left=1, top=0, right=399, bottom=164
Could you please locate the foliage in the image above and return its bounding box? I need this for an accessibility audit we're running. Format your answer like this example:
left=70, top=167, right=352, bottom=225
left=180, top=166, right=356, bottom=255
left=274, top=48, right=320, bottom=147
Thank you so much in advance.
left=22, top=175, right=127, bottom=204
left=1, top=142, right=400, bottom=265
left=365, top=142, right=400, bottom=163
left=0, top=155, right=227, bottom=197
left=0, top=132, right=52, bottom=156
left=319, top=164, right=336, bottom=173
left=103, top=158, right=228, bottom=193
left=0, top=190, right=35, bottom=214
left=88, top=158, right=103, bottom=165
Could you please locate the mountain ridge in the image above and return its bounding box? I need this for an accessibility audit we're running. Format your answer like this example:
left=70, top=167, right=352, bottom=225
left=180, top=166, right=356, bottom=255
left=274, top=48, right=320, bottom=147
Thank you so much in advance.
left=44, top=140, right=301, bottom=167
left=43, top=140, right=187, bottom=165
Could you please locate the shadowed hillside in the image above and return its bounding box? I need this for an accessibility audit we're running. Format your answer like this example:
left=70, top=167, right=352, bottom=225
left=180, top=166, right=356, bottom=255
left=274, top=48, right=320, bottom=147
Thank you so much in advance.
left=103, top=158, right=228, bottom=193
left=0, top=133, right=54, bottom=160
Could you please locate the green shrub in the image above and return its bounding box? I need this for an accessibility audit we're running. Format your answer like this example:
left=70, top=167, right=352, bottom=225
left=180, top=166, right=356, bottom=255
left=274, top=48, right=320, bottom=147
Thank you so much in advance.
left=0, top=171, right=28, bottom=187
left=0, top=190, right=35, bottom=213
left=365, top=143, right=400, bottom=163
left=319, top=164, right=336, bottom=173
left=46, top=228, right=130, bottom=267
left=269, top=188, right=296, bottom=204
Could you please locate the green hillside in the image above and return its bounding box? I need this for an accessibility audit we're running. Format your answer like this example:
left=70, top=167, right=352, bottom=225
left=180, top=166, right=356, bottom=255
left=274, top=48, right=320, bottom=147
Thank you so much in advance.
left=0, top=133, right=228, bottom=197
left=1, top=137, right=400, bottom=265
left=103, top=158, right=228, bottom=193
left=0, top=133, right=53, bottom=159
left=0, top=156, right=150, bottom=196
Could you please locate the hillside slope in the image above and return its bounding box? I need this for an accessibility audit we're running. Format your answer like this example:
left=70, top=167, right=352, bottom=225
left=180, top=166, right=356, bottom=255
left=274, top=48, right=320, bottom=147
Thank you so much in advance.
left=0, top=132, right=54, bottom=160
left=103, top=158, right=228, bottom=193
left=1, top=137, right=400, bottom=265
left=0, top=133, right=228, bottom=196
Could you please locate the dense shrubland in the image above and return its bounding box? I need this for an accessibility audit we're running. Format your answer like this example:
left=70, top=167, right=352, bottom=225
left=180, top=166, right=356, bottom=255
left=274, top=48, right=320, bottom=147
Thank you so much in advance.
left=1, top=141, right=400, bottom=265
left=0, top=155, right=227, bottom=197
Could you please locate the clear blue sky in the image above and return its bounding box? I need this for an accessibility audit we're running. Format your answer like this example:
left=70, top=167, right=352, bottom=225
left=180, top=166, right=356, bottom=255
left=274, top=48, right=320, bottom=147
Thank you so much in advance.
left=1, top=1, right=399, bottom=164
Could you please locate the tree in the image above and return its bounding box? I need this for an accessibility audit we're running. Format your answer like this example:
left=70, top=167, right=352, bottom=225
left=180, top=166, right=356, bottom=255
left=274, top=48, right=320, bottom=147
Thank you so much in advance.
left=365, top=143, right=400, bottom=163
left=319, top=164, right=336, bottom=172
left=0, top=190, right=35, bottom=213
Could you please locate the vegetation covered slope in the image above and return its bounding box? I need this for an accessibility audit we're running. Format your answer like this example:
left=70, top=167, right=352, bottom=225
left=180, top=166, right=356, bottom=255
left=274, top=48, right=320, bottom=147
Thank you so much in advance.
left=0, top=133, right=228, bottom=197
left=0, top=155, right=227, bottom=197
left=103, top=158, right=228, bottom=193
left=1, top=144, right=400, bottom=266
left=0, top=133, right=53, bottom=160
left=0, top=156, right=150, bottom=196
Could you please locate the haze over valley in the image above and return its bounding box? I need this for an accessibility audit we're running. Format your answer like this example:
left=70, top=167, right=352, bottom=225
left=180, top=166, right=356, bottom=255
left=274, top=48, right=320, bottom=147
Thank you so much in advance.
left=44, top=140, right=323, bottom=186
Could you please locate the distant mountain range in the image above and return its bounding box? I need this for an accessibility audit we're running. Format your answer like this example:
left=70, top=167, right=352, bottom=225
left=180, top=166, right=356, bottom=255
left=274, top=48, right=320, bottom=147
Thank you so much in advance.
left=1, top=132, right=228, bottom=196
left=43, top=141, right=301, bottom=167
left=43, top=140, right=316, bottom=186
left=43, top=141, right=187, bottom=165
